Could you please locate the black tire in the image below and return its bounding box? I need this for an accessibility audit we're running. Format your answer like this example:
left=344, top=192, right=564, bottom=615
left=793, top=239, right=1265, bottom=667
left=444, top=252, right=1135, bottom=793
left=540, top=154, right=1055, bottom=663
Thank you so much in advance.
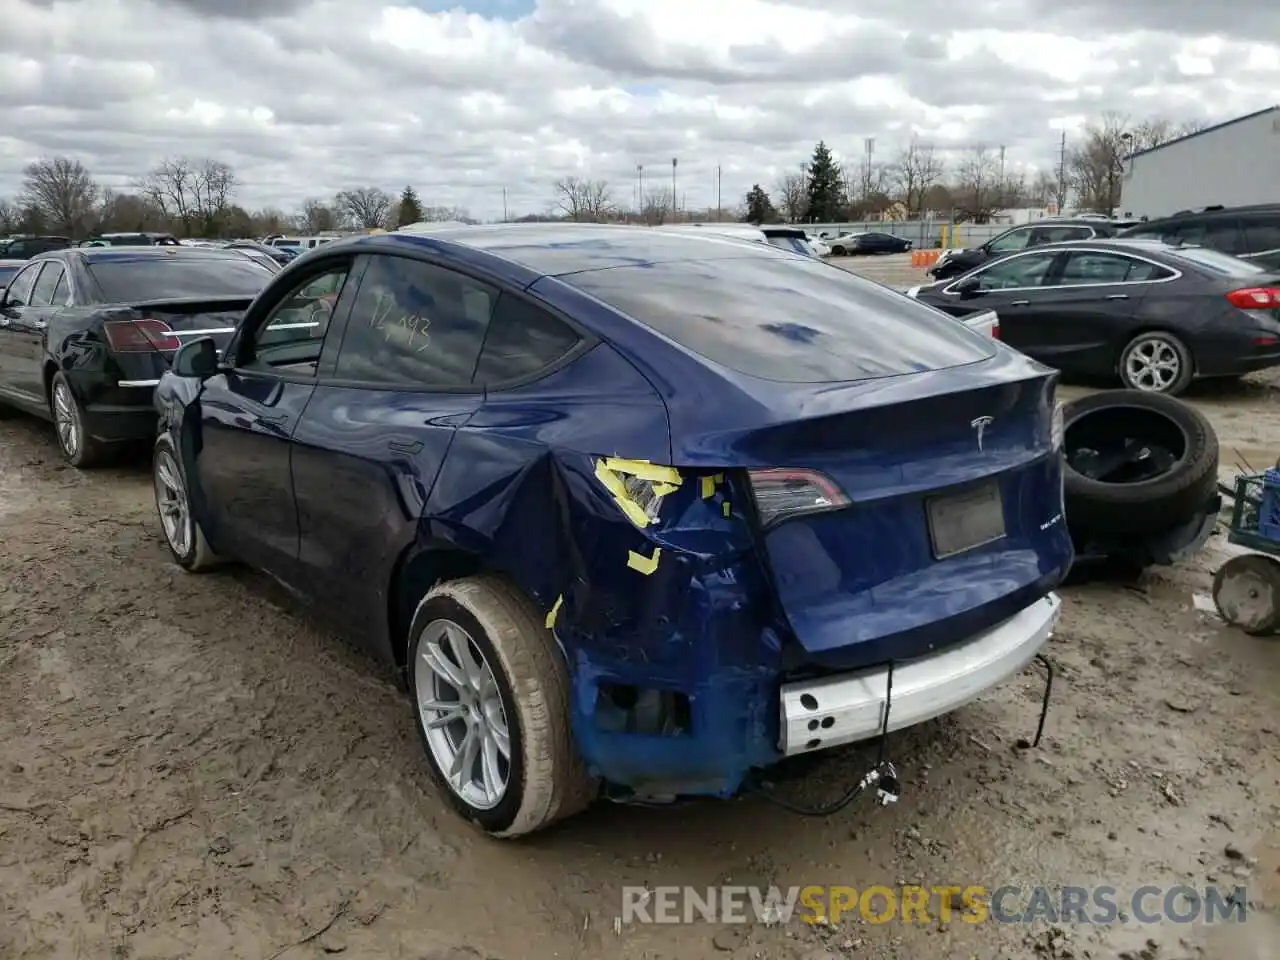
left=49, top=371, right=108, bottom=468
left=1062, top=389, right=1218, bottom=537
left=1213, top=554, right=1280, bottom=636
left=152, top=436, right=220, bottom=571
left=1118, top=331, right=1195, bottom=396
left=407, top=576, right=596, bottom=837
left=830, top=246, right=846, bottom=256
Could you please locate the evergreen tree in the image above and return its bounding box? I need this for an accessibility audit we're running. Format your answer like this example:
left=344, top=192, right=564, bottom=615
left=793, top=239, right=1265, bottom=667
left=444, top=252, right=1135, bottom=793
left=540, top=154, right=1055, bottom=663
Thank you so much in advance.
left=805, top=141, right=844, bottom=222
left=743, top=184, right=777, bottom=224
left=396, top=185, right=423, bottom=227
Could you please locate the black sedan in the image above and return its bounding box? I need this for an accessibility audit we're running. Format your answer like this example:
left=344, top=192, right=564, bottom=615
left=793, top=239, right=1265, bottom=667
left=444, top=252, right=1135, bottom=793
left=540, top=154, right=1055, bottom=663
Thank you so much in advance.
left=928, top=219, right=1122, bottom=281
left=827, top=231, right=912, bottom=256
left=905, top=238, right=1280, bottom=395
left=0, top=246, right=274, bottom=466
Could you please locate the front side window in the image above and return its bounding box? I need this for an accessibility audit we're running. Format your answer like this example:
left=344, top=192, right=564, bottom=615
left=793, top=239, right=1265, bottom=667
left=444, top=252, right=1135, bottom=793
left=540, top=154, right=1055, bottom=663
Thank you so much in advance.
left=986, top=228, right=1033, bottom=253
left=968, top=252, right=1060, bottom=291
left=335, top=255, right=497, bottom=388
left=3, top=263, right=43, bottom=305
left=245, top=264, right=351, bottom=370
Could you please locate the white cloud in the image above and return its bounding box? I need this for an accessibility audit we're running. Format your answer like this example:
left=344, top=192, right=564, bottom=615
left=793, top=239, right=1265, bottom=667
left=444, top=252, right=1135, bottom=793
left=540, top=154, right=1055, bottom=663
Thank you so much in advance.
left=1, top=0, right=1278, bottom=220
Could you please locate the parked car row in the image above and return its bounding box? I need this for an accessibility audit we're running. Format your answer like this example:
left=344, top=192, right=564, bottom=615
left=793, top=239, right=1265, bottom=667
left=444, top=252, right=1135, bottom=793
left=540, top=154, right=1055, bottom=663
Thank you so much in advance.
left=2, top=224, right=1073, bottom=837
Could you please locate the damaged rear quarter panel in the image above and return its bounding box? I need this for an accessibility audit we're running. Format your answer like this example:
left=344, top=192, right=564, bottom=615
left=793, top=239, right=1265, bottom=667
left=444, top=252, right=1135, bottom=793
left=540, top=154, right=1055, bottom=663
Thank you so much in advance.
left=429, top=342, right=784, bottom=795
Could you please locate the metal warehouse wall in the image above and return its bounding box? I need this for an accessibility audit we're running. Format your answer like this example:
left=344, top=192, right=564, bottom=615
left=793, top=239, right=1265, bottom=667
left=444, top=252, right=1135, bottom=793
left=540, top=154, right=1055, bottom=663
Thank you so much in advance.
left=1120, top=110, right=1280, bottom=219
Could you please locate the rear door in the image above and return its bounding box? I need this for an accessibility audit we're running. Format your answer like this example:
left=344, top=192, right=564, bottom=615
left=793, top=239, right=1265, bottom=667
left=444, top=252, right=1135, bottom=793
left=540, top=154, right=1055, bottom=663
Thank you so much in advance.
left=0, top=262, right=46, bottom=403
left=290, top=252, right=496, bottom=641
left=191, top=255, right=357, bottom=580
left=1013, top=250, right=1173, bottom=376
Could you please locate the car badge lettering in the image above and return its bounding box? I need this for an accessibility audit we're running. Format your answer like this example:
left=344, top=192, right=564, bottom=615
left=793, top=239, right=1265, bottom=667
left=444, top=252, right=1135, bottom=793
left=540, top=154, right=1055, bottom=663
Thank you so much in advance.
left=970, top=415, right=994, bottom=451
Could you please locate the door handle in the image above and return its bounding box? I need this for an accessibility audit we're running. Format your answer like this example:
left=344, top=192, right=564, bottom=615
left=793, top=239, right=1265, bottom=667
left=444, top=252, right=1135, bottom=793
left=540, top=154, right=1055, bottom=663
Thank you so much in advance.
left=256, top=412, right=288, bottom=425
left=388, top=438, right=423, bottom=455
left=1106, top=294, right=1129, bottom=300
left=1010, top=300, right=1030, bottom=306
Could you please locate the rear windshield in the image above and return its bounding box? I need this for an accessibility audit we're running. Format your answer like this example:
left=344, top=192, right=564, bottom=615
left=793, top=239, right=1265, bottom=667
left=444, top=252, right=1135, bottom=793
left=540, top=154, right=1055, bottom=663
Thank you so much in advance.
left=1168, top=247, right=1266, bottom=277
left=765, top=235, right=814, bottom=256
left=568, top=257, right=994, bottom=382
left=87, top=257, right=274, bottom=302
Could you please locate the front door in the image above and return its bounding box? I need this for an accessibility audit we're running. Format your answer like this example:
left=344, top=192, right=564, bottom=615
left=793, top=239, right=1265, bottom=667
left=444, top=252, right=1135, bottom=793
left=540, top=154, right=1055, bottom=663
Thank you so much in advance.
left=290, top=252, right=498, bottom=642
left=943, top=250, right=1064, bottom=355
left=191, top=256, right=358, bottom=581
left=9, top=261, right=68, bottom=399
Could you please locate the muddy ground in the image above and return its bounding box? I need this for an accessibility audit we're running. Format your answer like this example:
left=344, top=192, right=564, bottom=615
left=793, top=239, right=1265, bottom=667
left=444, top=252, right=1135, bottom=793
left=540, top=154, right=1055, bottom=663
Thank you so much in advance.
left=2, top=261, right=1280, bottom=959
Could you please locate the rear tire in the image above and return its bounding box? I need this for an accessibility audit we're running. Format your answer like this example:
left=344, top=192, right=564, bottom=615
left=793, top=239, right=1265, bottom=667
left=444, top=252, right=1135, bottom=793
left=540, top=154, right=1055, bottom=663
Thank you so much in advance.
left=830, top=245, right=846, bottom=256
left=407, top=575, right=596, bottom=837
left=152, top=435, right=220, bottom=571
left=1118, top=331, right=1194, bottom=396
left=49, top=372, right=108, bottom=468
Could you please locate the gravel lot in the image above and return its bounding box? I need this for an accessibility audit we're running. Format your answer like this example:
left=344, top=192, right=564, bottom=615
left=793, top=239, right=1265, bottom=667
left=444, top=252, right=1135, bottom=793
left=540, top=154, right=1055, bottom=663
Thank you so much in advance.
left=2, top=255, right=1279, bottom=959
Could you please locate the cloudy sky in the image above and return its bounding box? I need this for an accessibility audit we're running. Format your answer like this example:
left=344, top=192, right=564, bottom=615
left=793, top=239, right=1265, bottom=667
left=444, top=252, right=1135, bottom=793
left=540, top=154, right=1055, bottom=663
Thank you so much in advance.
left=1, top=0, right=1277, bottom=220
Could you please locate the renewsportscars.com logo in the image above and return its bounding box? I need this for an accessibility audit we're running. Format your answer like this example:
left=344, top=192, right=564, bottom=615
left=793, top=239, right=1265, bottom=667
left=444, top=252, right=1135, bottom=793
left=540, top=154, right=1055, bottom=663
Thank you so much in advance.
left=619, top=884, right=1249, bottom=926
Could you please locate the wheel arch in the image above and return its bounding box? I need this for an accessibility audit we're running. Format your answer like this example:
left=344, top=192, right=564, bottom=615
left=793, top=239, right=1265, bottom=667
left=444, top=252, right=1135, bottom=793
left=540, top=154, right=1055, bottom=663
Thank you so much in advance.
left=389, top=544, right=486, bottom=678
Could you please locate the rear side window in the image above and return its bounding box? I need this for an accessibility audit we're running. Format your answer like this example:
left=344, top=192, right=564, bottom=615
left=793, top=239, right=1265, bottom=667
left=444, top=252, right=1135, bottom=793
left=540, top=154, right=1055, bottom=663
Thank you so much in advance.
left=1058, top=252, right=1171, bottom=284
left=87, top=257, right=273, bottom=301
left=474, top=295, right=581, bottom=385
left=1242, top=217, right=1280, bottom=255
left=567, top=257, right=993, bottom=383
left=336, top=255, right=497, bottom=388
left=1200, top=219, right=1244, bottom=254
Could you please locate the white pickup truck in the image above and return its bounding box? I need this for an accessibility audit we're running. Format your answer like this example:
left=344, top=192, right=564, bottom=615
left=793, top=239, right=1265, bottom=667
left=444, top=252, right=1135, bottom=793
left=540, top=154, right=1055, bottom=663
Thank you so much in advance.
left=959, top=308, right=999, bottom=339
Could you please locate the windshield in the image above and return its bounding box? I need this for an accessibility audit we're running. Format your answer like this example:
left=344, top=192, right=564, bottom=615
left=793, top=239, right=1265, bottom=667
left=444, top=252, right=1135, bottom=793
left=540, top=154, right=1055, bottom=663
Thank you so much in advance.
left=566, top=256, right=994, bottom=383
left=1169, top=246, right=1266, bottom=277
left=87, top=256, right=275, bottom=302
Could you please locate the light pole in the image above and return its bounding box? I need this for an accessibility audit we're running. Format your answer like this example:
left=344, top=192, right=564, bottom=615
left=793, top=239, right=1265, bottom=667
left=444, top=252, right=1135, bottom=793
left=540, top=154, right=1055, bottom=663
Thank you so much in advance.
left=638, top=164, right=644, bottom=220
left=502, top=187, right=508, bottom=222
left=715, top=165, right=721, bottom=221
left=671, top=158, right=678, bottom=221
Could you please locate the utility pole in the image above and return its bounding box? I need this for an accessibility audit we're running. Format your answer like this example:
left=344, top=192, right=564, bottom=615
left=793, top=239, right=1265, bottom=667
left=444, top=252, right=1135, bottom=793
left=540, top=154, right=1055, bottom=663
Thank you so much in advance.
left=1056, top=130, right=1067, bottom=214
left=671, top=158, right=678, bottom=221
left=863, top=137, right=874, bottom=201
left=638, top=164, right=644, bottom=219
left=502, top=187, right=508, bottom=222
left=715, top=165, right=721, bottom=221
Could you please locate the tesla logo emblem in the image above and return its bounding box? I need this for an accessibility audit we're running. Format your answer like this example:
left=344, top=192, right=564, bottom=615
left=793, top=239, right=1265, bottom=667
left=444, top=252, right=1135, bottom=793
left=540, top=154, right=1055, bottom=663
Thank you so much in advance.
left=970, top=416, right=994, bottom=451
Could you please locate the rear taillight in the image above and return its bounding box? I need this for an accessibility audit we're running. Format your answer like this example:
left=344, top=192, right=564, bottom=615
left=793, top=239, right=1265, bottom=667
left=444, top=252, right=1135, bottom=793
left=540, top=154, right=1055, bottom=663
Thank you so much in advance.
left=103, top=318, right=181, bottom=352
left=990, top=320, right=1001, bottom=340
left=748, top=468, right=849, bottom=528
left=1226, top=287, right=1280, bottom=310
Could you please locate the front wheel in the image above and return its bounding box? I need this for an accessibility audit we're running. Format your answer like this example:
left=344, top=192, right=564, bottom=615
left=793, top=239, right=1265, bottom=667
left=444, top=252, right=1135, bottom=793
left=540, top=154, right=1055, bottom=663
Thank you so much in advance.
left=830, top=246, right=846, bottom=256
left=153, top=436, right=220, bottom=571
left=1118, top=332, right=1194, bottom=395
left=408, top=576, right=596, bottom=837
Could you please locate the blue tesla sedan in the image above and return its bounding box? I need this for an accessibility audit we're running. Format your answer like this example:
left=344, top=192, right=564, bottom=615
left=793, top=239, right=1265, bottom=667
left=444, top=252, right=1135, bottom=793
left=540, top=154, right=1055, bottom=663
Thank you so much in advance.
left=153, top=224, right=1072, bottom=837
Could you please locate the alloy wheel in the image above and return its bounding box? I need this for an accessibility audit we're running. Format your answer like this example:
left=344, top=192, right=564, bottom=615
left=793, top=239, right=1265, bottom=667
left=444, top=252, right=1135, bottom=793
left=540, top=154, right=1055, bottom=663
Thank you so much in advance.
left=415, top=618, right=512, bottom=810
left=154, top=450, right=192, bottom=557
left=51, top=381, right=79, bottom=457
left=1124, top=338, right=1182, bottom=392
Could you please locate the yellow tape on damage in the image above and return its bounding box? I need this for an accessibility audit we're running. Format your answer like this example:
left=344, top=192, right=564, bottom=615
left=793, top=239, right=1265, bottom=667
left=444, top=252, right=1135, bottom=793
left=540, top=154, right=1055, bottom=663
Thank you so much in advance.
left=700, top=476, right=716, bottom=499
left=545, top=594, right=563, bottom=629
left=627, top=546, right=662, bottom=575
left=594, top=460, right=653, bottom=527
left=601, top=458, right=683, bottom=486
left=722, top=501, right=731, bottom=517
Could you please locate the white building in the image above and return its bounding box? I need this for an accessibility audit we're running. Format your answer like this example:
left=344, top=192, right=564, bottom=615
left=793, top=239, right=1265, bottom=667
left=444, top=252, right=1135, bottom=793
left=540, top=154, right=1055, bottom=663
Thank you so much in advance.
left=1120, top=105, right=1280, bottom=220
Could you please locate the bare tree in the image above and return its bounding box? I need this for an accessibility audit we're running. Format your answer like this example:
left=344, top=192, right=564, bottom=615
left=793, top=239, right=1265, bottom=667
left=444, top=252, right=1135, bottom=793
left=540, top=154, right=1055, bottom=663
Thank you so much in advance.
left=1067, top=111, right=1130, bottom=214
left=96, top=189, right=167, bottom=233
left=336, top=187, right=392, bottom=228
left=420, top=205, right=473, bottom=223
left=952, top=146, right=1001, bottom=222
left=774, top=172, right=806, bottom=222
left=297, top=198, right=344, bottom=233
left=19, top=156, right=99, bottom=236
left=134, top=156, right=237, bottom=236
left=0, top=197, right=18, bottom=234
left=1029, top=169, right=1059, bottom=207
left=891, top=139, right=945, bottom=217
left=641, top=187, right=674, bottom=225
left=553, top=177, right=613, bottom=222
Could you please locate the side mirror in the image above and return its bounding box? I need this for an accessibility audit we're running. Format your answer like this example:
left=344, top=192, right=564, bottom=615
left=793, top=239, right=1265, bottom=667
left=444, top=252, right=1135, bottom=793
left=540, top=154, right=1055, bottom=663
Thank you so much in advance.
left=954, top=276, right=982, bottom=296
left=172, top=336, right=219, bottom=380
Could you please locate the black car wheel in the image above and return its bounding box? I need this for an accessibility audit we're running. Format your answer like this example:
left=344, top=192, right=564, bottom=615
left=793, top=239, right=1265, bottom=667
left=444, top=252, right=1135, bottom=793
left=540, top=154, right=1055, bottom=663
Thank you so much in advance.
left=1061, top=389, right=1218, bottom=537
left=1118, top=331, right=1194, bottom=396
left=407, top=575, right=596, bottom=837
left=830, top=245, right=846, bottom=256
